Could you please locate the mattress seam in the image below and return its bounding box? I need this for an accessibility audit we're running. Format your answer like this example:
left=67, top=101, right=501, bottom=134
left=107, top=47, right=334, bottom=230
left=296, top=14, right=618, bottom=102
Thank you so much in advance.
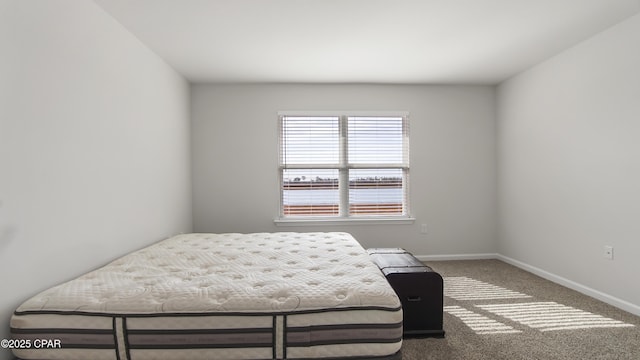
left=13, top=305, right=402, bottom=317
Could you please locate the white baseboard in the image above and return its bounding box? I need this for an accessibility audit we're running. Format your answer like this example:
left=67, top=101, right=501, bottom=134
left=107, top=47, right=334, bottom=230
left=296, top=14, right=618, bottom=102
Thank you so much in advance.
left=496, top=254, right=640, bottom=317
left=414, top=253, right=640, bottom=316
left=413, top=252, right=640, bottom=316
left=415, top=253, right=499, bottom=262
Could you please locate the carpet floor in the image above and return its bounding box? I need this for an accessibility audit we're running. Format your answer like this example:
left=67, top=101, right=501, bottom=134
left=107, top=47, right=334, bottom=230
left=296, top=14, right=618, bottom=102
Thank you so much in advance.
left=400, top=260, right=640, bottom=360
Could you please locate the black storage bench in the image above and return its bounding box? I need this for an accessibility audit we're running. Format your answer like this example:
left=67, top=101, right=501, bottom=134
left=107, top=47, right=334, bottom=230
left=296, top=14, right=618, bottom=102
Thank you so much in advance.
left=367, top=248, right=445, bottom=338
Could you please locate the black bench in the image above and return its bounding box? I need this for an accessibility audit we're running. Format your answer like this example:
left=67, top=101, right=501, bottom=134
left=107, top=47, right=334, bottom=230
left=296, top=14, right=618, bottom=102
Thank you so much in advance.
left=368, top=248, right=445, bottom=338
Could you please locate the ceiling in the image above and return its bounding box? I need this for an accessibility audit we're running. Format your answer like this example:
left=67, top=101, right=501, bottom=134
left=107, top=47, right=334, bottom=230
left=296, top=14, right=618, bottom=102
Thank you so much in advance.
left=93, top=0, right=640, bottom=84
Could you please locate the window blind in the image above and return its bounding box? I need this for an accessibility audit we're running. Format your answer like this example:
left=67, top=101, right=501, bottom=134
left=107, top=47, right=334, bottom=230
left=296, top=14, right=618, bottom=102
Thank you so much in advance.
left=347, top=116, right=408, bottom=166
left=279, top=113, right=410, bottom=218
left=280, top=116, right=340, bottom=216
left=280, top=116, right=339, bottom=166
left=347, top=116, right=409, bottom=216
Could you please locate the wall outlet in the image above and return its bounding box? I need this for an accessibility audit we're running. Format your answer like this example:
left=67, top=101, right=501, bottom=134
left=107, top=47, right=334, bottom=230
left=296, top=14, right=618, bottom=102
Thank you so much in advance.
left=420, top=224, right=428, bottom=234
left=603, top=246, right=614, bottom=260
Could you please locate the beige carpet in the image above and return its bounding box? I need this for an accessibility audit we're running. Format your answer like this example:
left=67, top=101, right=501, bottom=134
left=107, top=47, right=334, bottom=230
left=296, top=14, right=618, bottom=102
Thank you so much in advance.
left=400, top=260, right=640, bottom=360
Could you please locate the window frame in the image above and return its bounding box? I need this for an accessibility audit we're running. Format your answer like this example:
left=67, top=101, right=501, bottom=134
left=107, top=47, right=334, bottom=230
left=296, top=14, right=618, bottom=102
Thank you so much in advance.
left=275, top=111, right=414, bottom=225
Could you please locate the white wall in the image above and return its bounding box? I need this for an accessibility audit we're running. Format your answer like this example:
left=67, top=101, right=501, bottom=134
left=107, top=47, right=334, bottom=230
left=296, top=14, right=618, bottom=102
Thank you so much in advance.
left=497, top=13, right=640, bottom=313
left=192, top=84, right=496, bottom=256
left=0, top=1, right=192, bottom=356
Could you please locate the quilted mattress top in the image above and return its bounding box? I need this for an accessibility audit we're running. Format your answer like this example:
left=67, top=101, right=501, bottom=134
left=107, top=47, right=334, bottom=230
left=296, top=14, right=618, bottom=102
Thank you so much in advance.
left=16, top=232, right=400, bottom=315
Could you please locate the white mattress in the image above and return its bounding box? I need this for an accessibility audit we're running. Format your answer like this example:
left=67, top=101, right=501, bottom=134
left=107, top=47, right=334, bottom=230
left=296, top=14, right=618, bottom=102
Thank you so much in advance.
left=11, top=232, right=402, bottom=360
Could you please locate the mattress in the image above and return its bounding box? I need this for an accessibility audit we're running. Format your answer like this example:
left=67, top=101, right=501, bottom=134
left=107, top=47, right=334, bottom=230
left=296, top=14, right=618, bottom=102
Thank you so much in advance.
left=10, top=232, right=402, bottom=360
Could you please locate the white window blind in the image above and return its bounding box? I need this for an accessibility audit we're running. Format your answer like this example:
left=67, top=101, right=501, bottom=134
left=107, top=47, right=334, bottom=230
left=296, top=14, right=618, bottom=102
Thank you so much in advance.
left=280, top=116, right=340, bottom=166
left=279, top=113, right=410, bottom=218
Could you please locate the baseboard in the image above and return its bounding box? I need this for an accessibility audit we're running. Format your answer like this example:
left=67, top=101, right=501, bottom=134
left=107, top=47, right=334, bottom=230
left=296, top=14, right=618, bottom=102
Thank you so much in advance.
left=496, top=254, right=640, bottom=317
left=412, top=252, right=640, bottom=317
left=415, top=253, right=499, bottom=262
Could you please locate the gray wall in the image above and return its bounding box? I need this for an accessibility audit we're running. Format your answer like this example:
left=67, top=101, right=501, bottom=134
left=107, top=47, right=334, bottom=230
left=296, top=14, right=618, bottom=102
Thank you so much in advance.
left=191, top=84, right=497, bottom=257
left=0, top=1, right=192, bottom=356
left=497, top=13, right=640, bottom=313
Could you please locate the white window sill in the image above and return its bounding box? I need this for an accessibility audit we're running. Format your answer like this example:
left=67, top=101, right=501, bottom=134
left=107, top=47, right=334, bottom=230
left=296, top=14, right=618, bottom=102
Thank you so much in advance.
left=274, top=217, right=415, bottom=226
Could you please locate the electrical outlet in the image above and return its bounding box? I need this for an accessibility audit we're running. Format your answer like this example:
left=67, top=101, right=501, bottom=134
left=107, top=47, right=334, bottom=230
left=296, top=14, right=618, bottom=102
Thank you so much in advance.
left=603, top=246, right=614, bottom=260
left=420, top=224, right=428, bottom=234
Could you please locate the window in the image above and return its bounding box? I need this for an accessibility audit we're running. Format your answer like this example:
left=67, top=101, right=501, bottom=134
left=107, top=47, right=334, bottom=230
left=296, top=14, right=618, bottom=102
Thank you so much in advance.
left=278, top=112, right=410, bottom=220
